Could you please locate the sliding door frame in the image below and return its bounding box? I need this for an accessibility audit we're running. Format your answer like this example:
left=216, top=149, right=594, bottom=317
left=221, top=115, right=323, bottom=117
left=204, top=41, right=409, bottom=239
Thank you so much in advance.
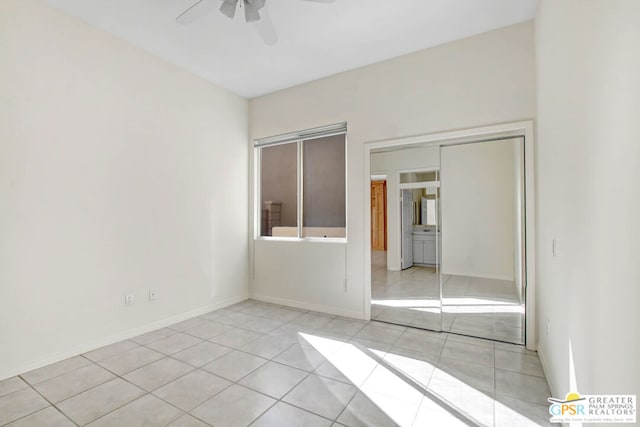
left=363, top=120, right=536, bottom=350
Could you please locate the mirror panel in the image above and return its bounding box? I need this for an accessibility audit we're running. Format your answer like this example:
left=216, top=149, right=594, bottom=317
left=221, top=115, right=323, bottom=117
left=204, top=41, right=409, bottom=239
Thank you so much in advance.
left=439, top=138, right=525, bottom=344
left=369, top=146, right=442, bottom=331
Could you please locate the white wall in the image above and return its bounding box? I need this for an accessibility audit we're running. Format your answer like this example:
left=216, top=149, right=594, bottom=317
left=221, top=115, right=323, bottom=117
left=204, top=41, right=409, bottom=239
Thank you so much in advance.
left=371, top=146, right=439, bottom=270
left=249, top=22, right=536, bottom=318
left=0, top=0, right=249, bottom=380
left=536, top=0, right=640, bottom=398
left=440, top=139, right=516, bottom=281
left=253, top=240, right=353, bottom=316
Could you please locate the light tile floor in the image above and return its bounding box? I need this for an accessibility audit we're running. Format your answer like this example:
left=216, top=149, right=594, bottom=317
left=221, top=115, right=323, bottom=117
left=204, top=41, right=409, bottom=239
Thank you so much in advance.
left=0, top=300, right=552, bottom=426
left=371, top=250, right=525, bottom=343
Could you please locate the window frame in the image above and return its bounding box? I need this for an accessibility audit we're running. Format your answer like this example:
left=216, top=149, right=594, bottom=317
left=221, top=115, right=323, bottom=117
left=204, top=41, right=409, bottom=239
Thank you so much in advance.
left=255, top=123, right=347, bottom=242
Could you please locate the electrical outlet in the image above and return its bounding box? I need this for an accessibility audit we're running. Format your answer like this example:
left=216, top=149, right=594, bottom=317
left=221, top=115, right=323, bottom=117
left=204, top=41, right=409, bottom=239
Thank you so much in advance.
left=149, top=289, right=158, bottom=301
left=125, top=294, right=134, bottom=306
left=546, top=319, right=550, bottom=337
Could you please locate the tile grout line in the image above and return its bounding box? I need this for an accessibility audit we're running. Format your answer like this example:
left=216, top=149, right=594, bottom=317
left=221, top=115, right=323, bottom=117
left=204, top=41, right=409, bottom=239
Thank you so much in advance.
left=7, top=377, right=81, bottom=427
left=239, top=300, right=546, bottom=424
left=111, top=310, right=334, bottom=424
left=76, top=363, right=199, bottom=426
left=276, top=372, right=353, bottom=425
left=245, top=371, right=315, bottom=425
left=229, top=327, right=365, bottom=425
left=46, top=349, right=213, bottom=425
left=5, top=303, right=305, bottom=426
left=330, top=335, right=392, bottom=425
left=100, top=331, right=305, bottom=426
left=8, top=299, right=550, bottom=426
left=22, top=356, right=120, bottom=410
left=18, top=358, right=94, bottom=390
left=186, top=348, right=336, bottom=425
left=331, top=388, right=359, bottom=425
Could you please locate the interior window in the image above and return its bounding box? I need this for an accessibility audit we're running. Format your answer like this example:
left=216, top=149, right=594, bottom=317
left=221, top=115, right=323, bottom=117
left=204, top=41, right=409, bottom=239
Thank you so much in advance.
left=257, top=126, right=347, bottom=239
left=302, top=135, right=346, bottom=238
left=260, top=142, right=297, bottom=237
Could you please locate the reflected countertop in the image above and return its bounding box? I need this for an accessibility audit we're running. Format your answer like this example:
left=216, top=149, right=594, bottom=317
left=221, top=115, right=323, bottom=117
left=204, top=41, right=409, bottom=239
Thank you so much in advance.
left=411, top=227, right=439, bottom=235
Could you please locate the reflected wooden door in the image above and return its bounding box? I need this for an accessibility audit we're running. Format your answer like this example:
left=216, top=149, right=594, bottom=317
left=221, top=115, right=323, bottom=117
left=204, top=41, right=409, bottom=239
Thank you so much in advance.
left=371, top=180, right=387, bottom=250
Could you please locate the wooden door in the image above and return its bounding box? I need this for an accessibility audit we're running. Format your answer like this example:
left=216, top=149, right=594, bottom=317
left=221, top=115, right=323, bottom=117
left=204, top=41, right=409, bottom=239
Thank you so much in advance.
left=371, top=180, right=387, bottom=250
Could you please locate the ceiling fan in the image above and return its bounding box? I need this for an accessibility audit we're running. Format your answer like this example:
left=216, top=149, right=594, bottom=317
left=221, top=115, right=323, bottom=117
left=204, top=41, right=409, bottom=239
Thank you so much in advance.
left=176, top=0, right=335, bottom=46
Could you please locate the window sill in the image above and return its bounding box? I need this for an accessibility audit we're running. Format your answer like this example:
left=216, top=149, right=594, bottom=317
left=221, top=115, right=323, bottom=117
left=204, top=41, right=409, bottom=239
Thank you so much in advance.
left=256, top=236, right=347, bottom=244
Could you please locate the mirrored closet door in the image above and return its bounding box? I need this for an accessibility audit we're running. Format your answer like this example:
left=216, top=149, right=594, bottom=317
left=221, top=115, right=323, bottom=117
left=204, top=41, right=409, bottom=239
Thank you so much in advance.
left=370, top=146, right=442, bottom=332
left=370, top=138, right=526, bottom=345
left=439, top=138, right=525, bottom=344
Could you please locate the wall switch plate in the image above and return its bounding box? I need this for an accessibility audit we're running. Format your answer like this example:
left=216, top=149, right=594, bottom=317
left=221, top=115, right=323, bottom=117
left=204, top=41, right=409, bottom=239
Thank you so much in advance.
left=125, top=294, right=134, bottom=306
left=149, top=289, right=158, bottom=301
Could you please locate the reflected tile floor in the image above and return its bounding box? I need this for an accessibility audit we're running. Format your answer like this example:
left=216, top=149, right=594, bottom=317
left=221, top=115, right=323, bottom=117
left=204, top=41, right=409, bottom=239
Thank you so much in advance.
left=371, top=250, right=443, bottom=331
left=0, top=300, right=551, bottom=426
left=442, top=275, right=525, bottom=344
left=371, top=250, right=525, bottom=344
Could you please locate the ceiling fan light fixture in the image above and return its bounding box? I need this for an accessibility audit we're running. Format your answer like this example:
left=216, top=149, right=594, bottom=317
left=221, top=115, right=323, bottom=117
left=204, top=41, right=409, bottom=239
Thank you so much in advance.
left=219, top=0, right=238, bottom=19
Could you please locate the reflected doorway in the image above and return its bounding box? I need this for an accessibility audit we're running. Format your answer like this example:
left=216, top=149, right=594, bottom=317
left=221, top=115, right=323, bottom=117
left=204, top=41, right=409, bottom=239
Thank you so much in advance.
left=369, top=151, right=443, bottom=331
left=371, top=179, right=387, bottom=251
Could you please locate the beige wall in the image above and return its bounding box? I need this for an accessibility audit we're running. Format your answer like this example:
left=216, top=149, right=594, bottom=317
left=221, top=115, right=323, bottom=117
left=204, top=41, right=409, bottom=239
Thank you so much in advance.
left=0, top=0, right=249, bottom=379
left=536, top=0, right=640, bottom=398
left=249, top=22, right=536, bottom=316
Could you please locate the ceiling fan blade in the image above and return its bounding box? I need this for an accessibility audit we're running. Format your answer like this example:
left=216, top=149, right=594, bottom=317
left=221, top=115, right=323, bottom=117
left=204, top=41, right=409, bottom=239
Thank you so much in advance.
left=253, top=7, right=278, bottom=45
left=244, top=2, right=261, bottom=22
left=248, top=0, right=266, bottom=10
left=219, top=0, right=239, bottom=19
left=176, top=0, right=218, bottom=25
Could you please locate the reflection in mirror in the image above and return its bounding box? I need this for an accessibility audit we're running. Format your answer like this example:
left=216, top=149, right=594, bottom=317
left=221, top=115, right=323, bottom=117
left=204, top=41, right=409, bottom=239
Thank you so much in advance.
left=369, top=144, right=442, bottom=331
left=369, top=137, right=526, bottom=345
left=440, top=137, right=525, bottom=344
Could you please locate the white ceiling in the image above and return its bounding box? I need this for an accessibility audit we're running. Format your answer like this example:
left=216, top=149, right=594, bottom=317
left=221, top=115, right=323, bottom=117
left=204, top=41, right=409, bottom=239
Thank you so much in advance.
left=45, top=0, right=537, bottom=98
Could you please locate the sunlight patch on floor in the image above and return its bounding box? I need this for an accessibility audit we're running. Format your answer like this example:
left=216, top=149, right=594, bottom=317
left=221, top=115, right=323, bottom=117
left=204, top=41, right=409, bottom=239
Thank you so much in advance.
left=443, top=297, right=525, bottom=314
left=299, top=332, right=512, bottom=426
left=371, top=299, right=440, bottom=309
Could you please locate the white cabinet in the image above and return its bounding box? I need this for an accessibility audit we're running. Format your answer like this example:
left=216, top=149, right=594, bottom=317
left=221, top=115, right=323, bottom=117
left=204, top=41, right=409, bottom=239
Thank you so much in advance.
left=412, top=240, right=424, bottom=263
left=412, top=233, right=437, bottom=265
left=423, top=238, right=437, bottom=264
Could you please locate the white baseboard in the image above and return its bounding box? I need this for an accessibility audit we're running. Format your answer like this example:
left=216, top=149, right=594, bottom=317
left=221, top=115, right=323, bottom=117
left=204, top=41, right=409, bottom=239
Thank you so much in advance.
left=250, top=293, right=365, bottom=320
left=441, top=270, right=513, bottom=282
left=536, top=344, right=558, bottom=398
left=0, top=294, right=248, bottom=382
left=537, top=346, right=572, bottom=427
